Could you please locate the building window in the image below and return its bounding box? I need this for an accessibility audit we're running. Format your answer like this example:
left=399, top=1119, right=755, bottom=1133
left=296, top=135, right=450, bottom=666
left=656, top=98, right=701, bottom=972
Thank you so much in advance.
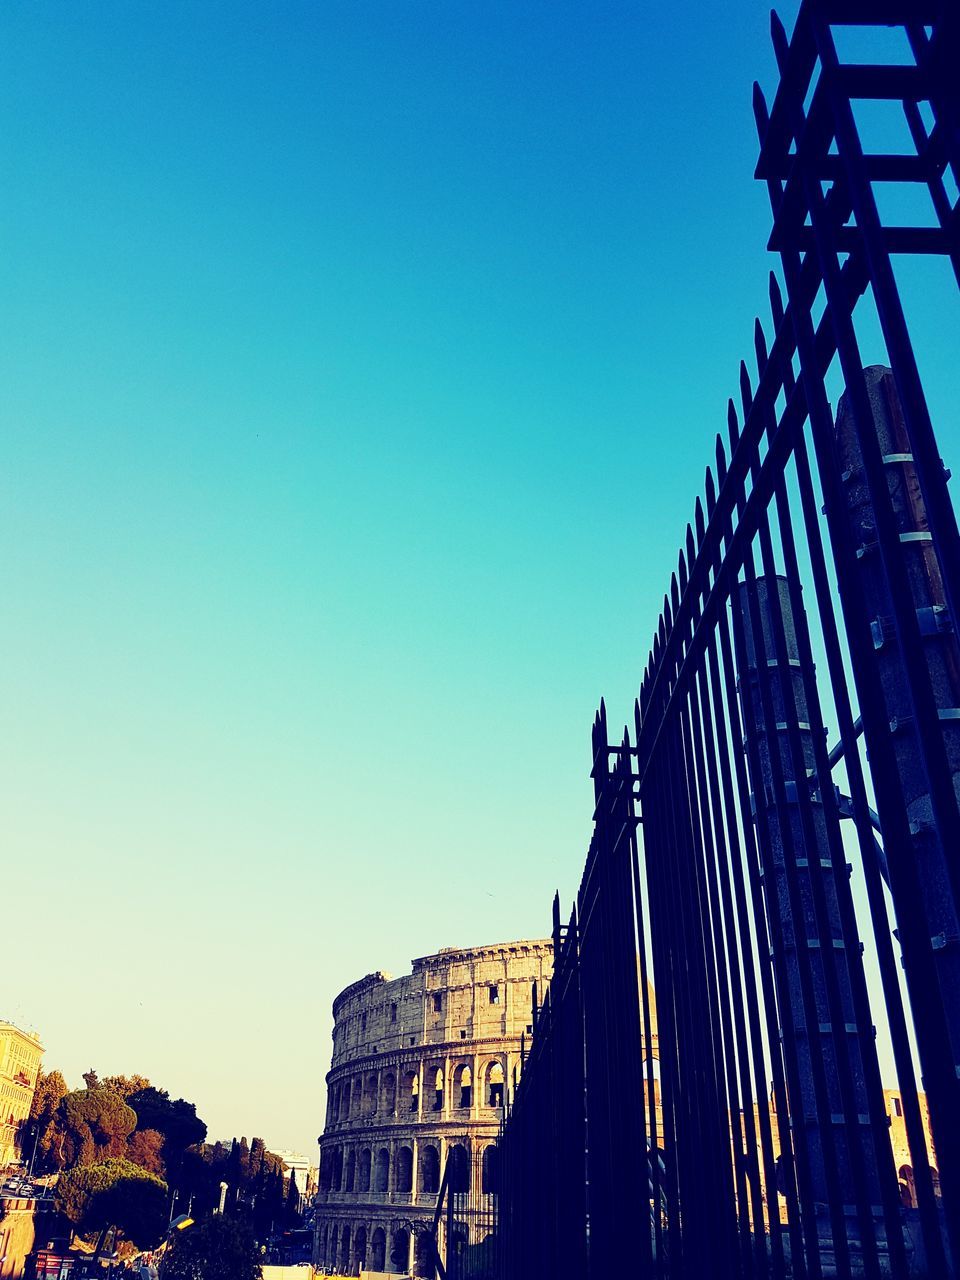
left=391, top=1003, right=398, bottom=1023
left=433, top=993, right=442, bottom=1013
left=893, top=1096, right=902, bottom=1117
left=526, top=1024, right=533, bottom=1034
left=460, top=1030, right=467, bottom=1040
left=361, top=1012, right=367, bottom=1032
left=489, top=986, right=500, bottom=1005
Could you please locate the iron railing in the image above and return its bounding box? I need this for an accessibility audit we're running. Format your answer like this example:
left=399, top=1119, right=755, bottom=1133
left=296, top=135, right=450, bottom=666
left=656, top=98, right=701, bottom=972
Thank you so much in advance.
left=498, top=2, right=960, bottom=1277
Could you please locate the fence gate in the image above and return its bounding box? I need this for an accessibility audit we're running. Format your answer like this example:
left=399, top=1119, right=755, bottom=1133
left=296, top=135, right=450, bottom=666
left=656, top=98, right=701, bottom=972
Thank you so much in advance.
left=498, top=2, right=960, bottom=1277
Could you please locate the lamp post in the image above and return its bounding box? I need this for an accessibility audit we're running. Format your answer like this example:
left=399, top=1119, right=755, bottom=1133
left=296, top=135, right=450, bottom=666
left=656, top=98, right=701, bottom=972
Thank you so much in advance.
left=218, top=1181, right=229, bottom=1215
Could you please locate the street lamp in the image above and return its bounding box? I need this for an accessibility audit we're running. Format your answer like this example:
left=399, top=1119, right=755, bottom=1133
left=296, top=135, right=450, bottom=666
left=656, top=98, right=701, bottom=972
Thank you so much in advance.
left=218, top=1181, right=229, bottom=1214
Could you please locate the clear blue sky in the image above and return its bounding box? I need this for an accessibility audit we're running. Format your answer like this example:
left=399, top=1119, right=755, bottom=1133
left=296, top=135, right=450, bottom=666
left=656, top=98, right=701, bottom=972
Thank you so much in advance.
left=3, top=1, right=957, bottom=1158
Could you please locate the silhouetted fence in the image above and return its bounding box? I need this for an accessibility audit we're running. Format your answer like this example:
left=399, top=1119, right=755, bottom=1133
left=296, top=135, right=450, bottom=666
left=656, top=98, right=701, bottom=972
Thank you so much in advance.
left=498, top=2, right=960, bottom=1277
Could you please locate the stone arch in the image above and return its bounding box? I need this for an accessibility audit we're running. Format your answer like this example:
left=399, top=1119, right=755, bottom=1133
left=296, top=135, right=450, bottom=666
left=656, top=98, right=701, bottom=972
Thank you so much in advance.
left=485, top=1059, right=505, bottom=1107
left=390, top=1226, right=410, bottom=1273
left=319, top=1149, right=332, bottom=1192
left=415, top=1229, right=436, bottom=1278
left=432, top=1066, right=445, bottom=1112
left=482, top=1143, right=499, bottom=1193
left=403, top=1069, right=420, bottom=1114
left=344, top=1147, right=357, bottom=1193
left=329, top=1085, right=339, bottom=1125
left=419, top=1143, right=440, bottom=1194
left=358, top=1147, right=372, bottom=1193
left=318, top=1225, right=327, bottom=1266
left=454, top=1063, right=472, bottom=1109
left=899, top=1164, right=917, bottom=1208
left=332, top=1146, right=344, bottom=1191
left=363, top=1071, right=379, bottom=1117
left=374, top=1146, right=390, bottom=1193
left=396, top=1144, right=413, bottom=1193
left=371, top=1226, right=387, bottom=1271
left=380, top=1070, right=397, bottom=1115
left=448, top=1142, right=470, bottom=1193
left=354, top=1225, right=368, bottom=1270
left=339, top=1223, right=351, bottom=1270
left=340, top=1080, right=351, bottom=1120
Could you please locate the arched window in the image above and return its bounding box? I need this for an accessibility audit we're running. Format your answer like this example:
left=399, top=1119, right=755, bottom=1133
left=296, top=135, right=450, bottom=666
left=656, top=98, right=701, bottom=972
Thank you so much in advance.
left=344, top=1148, right=356, bottom=1193
left=396, top=1145, right=413, bottom=1193
left=381, top=1071, right=397, bottom=1115
left=332, top=1147, right=344, bottom=1191
left=899, top=1164, right=918, bottom=1209
left=364, top=1072, right=379, bottom=1117
left=354, top=1226, right=367, bottom=1270
left=420, top=1144, right=440, bottom=1194
left=448, top=1143, right=470, bottom=1193
left=391, top=1227, right=410, bottom=1272
left=485, top=1060, right=505, bottom=1108
left=482, top=1143, right=499, bottom=1194
left=371, top=1228, right=387, bottom=1272
left=340, top=1224, right=351, bottom=1269
left=358, top=1148, right=372, bottom=1193
left=374, top=1146, right=390, bottom=1193
left=340, top=1081, right=351, bottom=1120
left=329, top=1086, right=340, bottom=1125
left=433, top=1067, right=444, bottom=1112
left=454, top=1063, right=472, bottom=1109
left=415, top=1230, right=436, bottom=1279
left=403, top=1070, right=420, bottom=1114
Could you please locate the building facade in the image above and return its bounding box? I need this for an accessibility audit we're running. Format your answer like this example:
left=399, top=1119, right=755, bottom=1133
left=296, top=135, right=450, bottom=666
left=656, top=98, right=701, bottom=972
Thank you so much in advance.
left=0, top=1021, right=43, bottom=1169
left=314, top=939, right=553, bottom=1276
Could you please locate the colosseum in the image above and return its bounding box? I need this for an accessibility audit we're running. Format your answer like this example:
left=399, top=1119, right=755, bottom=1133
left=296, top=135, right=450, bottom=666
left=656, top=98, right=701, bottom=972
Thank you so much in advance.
left=314, top=939, right=553, bottom=1277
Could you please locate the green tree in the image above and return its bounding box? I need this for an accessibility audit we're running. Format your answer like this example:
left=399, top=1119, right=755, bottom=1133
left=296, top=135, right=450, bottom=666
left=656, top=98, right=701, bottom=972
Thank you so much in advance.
left=126, top=1088, right=206, bottom=1190
left=160, top=1214, right=262, bottom=1280
left=284, top=1168, right=301, bottom=1225
left=102, top=1073, right=152, bottom=1101
left=55, top=1158, right=168, bottom=1254
left=28, top=1069, right=68, bottom=1175
left=57, top=1089, right=138, bottom=1168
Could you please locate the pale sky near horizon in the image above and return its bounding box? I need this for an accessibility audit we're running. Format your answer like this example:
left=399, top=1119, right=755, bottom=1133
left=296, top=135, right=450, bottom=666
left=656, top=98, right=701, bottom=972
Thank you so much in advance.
left=2, top=1, right=959, bottom=1160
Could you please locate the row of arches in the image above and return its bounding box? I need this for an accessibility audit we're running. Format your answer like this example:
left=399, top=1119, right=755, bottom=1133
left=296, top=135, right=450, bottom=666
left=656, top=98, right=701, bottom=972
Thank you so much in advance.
left=328, top=1061, right=506, bottom=1124
left=320, top=1141, right=499, bottom=1197
left=317, top=1220, right=436, bottom=1277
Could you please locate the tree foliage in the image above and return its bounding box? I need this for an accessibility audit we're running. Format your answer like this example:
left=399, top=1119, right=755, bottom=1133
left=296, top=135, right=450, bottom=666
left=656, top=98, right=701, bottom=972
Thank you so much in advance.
left=55, top=1158, right=168, bottom=1251
left=57, top=1089, right=138, bottom=1168
left=102, top=1073, right=152, bottom=1101
left=28, top=1069, right=69, bottom=1175
left=159, top=1215, right=262, bottom=1280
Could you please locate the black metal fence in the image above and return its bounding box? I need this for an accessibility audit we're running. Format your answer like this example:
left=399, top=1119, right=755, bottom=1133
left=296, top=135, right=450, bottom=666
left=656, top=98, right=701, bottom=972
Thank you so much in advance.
left=498, top=2, right=960, bottom=1277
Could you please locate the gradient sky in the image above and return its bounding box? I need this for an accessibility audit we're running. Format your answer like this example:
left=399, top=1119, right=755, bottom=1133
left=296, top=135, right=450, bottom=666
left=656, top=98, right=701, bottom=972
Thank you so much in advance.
left=2, top=1, right=958, bottom=1159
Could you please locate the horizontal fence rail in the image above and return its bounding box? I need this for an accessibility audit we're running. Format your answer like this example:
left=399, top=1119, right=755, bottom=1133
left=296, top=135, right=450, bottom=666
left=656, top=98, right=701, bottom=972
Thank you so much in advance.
left=498, top=2, right=960, bottom=1277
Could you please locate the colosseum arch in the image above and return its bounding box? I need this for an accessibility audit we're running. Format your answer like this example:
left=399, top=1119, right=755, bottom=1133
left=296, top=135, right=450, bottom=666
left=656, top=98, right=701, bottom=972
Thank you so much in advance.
left=419, top=1143, right=440, bottom=1194
left=403, top=1069, right=419, bottom=1114
left=454, top=1063, right=472, bottom=1109
left=339, top=1224, right=351, bottom=1270
left=344, top=1148, right=356, bottom=1193
left=340, top=1080, right=351, bottom=1120
left=415, top=1230, right=435, bottom=1278
left=481, top=1143, right=499, bottom=1194
left=484, top=1060, right=505, bottom=1108
left=354, top=1225, right=367, bottom=1270
left=358, top=1147, right=372, bottom=1192
left=371, top=1227, right=386, bottom=1272
left=363, top=1071, right=379, bottom=1117
left=396, top=1144, right=413, bottom=1193
left=374, top=1146, right=390, bottom=1193
left=391, top=1227, right=410, bottom=1272
left=328, top=1086, right=339, bottom=1125
left=331, top=1147, right=344, bottom=1191
left=431, top=1066, right=445, bottom=1112
left=380, top=1070, right=397, bottom=1115
left=318, top=1225, right=327, bottom=1266
left=448, top=1142, right=470, bottom=1193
